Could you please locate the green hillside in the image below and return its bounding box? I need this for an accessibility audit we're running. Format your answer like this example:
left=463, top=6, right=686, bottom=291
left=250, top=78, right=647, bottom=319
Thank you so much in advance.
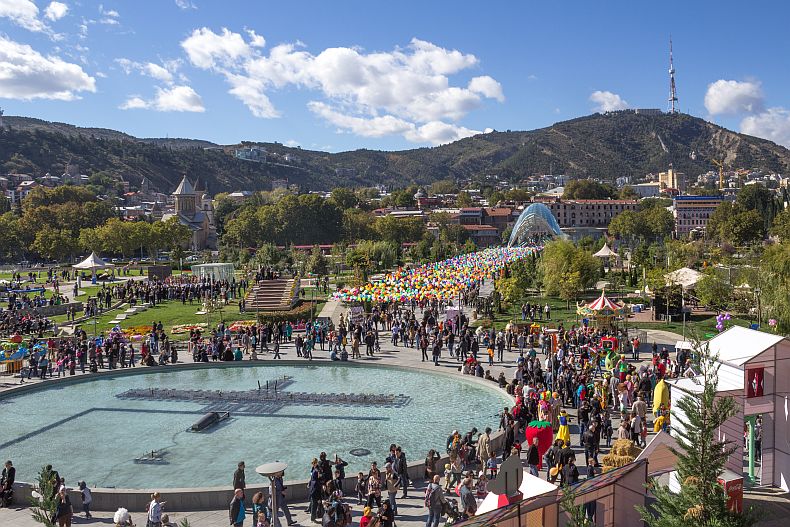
left=2, top=112, right=789, bottom=194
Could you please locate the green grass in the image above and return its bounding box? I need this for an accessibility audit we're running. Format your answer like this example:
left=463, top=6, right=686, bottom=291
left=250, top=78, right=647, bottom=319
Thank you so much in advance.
left=74, top=299, right=255, bottom=339
left=472, top=294, right=758, bottom=337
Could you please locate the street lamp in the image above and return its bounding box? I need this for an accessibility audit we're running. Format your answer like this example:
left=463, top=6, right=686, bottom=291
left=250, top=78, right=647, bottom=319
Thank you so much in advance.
left=257, top=461, right=288, bottom=527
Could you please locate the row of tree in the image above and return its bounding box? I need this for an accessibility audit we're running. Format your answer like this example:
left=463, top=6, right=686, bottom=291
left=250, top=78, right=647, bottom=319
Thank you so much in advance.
left=0, top=186, right=191, bottom=262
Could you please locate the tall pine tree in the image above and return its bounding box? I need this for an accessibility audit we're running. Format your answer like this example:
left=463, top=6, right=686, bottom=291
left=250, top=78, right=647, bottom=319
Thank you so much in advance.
left=639, top=339, right=759, bottom=527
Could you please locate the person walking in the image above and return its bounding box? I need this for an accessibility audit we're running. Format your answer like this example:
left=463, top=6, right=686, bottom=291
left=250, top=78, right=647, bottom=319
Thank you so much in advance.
left=424, top=474, right=446, bottom=527
left=229, top=488, right=246, bottom=527
left=272, top=473, right=296, bottom=526
left=78, top=481, right=92, bottom=519
left=146, top=491, right=165, bottom=527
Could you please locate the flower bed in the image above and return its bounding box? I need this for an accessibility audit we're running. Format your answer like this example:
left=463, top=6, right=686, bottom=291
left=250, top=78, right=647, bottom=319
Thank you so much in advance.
left=171, top=323, right=208, bottom=334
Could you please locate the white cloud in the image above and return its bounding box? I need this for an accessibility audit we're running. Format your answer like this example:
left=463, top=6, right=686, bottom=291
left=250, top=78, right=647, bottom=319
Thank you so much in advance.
left=119, top=96, right=147, bottom=110
left=180, top=29, right=502, bottom=144
left=98, top=3, right=119, bottom=24
left=468, top=76, right=505, bottom=102
left=120, top=85, right=205, bottom=112
left=245, top=29, right=265, bottom=48
left=704, top=79, right=763, bottom=115
left=116, top=58, right=177, bottom=84
left=589, top=90, right=629, bottom=112
left=174, top=0, right=196, bottom=9
left=405, top=121, right=481, bottom=145
left=0, top=34, right=95, bottom=100
left=44, top=1, right=67, bottom=21
left=741, top=107, right=790, bottom=147
left=284, top=139, right=300, bottom=147
left=0, top=0, right=45, bottom=31
left=181, top=27, right=251, bottom=69
left=308, top=101, right=480, bottom=145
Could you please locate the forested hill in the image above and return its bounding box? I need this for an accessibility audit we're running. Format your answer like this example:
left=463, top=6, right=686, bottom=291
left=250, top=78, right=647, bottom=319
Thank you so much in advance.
left=2, top=111, right=790, bottom=194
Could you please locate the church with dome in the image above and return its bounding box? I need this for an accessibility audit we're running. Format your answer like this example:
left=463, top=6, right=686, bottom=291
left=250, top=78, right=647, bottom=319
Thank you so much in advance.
left=161, top=176, right=217, bottom=251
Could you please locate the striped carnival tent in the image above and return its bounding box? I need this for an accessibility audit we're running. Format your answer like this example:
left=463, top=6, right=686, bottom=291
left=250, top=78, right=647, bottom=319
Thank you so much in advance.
left=577, top=290, right=626, bottom=326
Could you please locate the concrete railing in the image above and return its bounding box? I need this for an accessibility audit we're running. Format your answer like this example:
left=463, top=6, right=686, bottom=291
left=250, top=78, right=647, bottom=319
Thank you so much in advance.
left=5, top=360, right=512, bottom=512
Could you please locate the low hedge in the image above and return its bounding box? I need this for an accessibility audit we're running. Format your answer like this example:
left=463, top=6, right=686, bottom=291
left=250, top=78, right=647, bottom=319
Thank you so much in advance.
left=255, top=301, right=318, bottom=324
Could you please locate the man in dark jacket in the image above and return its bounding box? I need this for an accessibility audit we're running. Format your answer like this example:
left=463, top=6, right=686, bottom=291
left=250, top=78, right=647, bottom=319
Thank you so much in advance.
left=229, top=488, right=246, bottom=527
left=526, top=438, right=540, bottom=477
left=561, top=458, right=579, bottom=486
left=233, top=462, right=246, bottom=498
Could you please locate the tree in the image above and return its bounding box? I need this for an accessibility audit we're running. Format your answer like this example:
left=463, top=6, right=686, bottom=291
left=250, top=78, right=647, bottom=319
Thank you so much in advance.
left=727, top=210, right=765, bottom=245
left=761, top=242, right=790, bottom=333
left=31, top=229, right=78, bottom=262
left=608, top=210, right=647, bottom=239
left=342, top=209, right=374, bottom=241
left=456, top=191, right=473, bottom=207
left=694, top=270, right=732, bottom=313
left=539, top=240, right=600, bottom=303
left=30, top=466, right=57, bottom=527
left=0, top=212, right=23, bottom=262
left=306, top=245, right=329, bottom=275
left=736, top=183, right=779, bottom=230
left=329, top=187, right=359, bottom=210
left=644, top=207, right=675, bottom=238
left=770, top=206, right=790, bottom=242
left=560, top=483, right=593, bottom=527
left=154, top=217, right=192, bottom=253
left=429, top=179, right=458, bottom=195
left=374, top=216, right=426, bottom=245
left=639, top=339, right=759, bottom=527
left=563, top=180, right=616, bottom=200
left=619, top=186, right=640, bottom=200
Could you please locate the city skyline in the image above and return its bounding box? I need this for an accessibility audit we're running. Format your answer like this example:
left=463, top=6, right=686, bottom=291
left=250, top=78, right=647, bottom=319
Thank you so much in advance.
left=1, top=0, right=789, bottom=151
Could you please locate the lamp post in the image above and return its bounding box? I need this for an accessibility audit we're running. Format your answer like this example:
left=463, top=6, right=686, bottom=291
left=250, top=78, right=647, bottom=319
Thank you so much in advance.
left=754, top=287, right=762, bottom=328
left=257, top=461, right=288, bottom=527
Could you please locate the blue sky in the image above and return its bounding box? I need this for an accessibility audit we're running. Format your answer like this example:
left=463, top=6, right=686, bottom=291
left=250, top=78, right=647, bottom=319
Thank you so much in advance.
left=1, top=0, right=789, bottom=151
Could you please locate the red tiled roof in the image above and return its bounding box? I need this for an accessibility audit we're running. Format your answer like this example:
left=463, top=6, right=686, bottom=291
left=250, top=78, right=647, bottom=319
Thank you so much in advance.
left=462, top=225, right=498, bottom=231
left=485, top=207, right=513, bottom=216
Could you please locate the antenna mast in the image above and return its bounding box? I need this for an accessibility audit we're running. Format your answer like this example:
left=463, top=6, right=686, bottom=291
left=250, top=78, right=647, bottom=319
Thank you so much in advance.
left=668, top=38, right=678, bottom=114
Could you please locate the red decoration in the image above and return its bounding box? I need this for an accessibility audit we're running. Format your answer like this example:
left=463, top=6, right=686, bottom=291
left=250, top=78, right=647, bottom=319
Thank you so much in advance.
left=524, top=420, right=553, bottom=469
left=746, top=368, right=764, bottom=398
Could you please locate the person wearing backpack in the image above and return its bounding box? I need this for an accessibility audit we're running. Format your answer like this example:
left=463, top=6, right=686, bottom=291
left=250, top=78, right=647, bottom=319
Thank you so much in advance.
left=424, top=475, right=446, bottom=527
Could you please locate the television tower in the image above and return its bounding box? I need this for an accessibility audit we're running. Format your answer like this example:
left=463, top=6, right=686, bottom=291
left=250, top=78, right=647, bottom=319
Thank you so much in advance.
left=668, top=38, right=678, bottom=113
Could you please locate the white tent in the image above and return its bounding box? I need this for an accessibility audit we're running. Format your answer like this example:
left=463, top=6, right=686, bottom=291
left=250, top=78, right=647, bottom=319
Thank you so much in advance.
left=475, top=470, right=557, bottom=515
left=664, top=267, right=702, bottom=289
left=73, top=252, right=113, bottom=271
left=593, top=243, right=617, bottom=258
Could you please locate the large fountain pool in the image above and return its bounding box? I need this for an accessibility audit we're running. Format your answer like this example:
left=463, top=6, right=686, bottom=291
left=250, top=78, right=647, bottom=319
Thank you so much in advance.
left=0, top=363, right=510, bottom=489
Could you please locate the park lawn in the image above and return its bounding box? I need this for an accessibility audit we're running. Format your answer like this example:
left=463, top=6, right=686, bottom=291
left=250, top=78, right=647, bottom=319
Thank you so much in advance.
left=472, top=294, right=758, bottom=338
left=74, top=299, right=254, bottom=340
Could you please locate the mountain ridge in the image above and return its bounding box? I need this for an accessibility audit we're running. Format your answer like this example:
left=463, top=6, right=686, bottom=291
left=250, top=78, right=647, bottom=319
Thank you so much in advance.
left=1, top=112, right=789, bottom=194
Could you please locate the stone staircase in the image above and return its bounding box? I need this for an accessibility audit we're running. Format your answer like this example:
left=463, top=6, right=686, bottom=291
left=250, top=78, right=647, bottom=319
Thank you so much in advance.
left=245, top=278, right=299, bottom=311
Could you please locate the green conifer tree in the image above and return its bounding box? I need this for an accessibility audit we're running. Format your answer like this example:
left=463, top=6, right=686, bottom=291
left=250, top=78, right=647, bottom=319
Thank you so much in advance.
left=638, top=339, right=759, bottom=527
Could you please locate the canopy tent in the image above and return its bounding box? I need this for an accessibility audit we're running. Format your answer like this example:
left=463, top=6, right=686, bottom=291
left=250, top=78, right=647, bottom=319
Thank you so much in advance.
left=191, top=263, right=235, bottom=281
left=73, top=252, right=113, bottom=271
left=476, top=470, right=557, bottom=515
left=73, top=251, right=113, bottom=284
left=664, top=267, right=702, bottom=289
left=593, top=243, right=617, bottom=258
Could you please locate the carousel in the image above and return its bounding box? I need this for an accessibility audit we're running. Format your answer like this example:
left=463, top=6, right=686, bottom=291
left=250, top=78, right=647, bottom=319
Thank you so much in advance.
left=576, top=290, right=627, bottom=328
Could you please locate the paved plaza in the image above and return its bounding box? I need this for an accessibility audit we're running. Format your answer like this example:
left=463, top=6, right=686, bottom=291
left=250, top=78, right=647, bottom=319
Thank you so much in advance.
left=1, top=294, right=787, bottom=526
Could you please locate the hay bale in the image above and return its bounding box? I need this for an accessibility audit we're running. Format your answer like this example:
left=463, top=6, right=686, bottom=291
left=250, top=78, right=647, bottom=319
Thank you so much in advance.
left=601, top=439, right=642, bottom=472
